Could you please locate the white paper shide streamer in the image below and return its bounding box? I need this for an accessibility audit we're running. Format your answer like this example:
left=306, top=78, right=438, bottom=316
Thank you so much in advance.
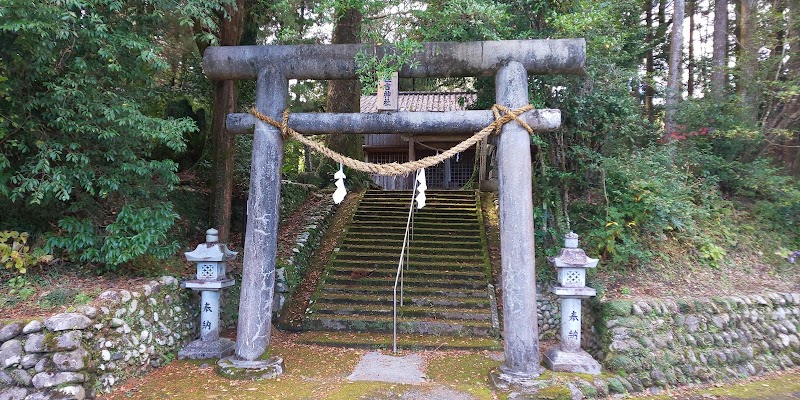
left=415, top=168, right=427, bottom=209
left=332, top=163, right=347, bottom=204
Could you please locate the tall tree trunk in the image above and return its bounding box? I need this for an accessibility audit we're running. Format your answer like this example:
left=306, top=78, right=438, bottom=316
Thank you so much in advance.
left=645, top=0, right=656, bottom=121
left=687, top=0, right=696, bottom=97
left=712, top=0, right=728, bottom=100
left=757, top=1, right=800, bottom=168
left=739, top=0, right=759, bottom=125
left=196, top=0, right=247, bottom=244
left=665, top=0, right=685, bottom=137
left=321, top=5, right=364, bottom=176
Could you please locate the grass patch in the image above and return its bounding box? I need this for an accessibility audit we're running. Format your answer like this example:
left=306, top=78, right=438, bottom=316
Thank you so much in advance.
left=426, top=353, right=500, bottom=399
left=272, top=345, right=361, bottom=378
left=702, top=373, right=800, bottom=398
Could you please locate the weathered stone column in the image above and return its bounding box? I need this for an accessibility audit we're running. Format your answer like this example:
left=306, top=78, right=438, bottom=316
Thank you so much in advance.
left=495, top=61, right=542, bottom=379
left=235, top=67, right=287, bottom=361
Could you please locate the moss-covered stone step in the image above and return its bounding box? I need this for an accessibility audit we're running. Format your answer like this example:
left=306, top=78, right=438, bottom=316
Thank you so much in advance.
left=329, top=262, right=485, bottom=276
left=333, top=251, right=485, bottom=264
left=345, top=225, right=481, bottom=236
left=357, top=202, right=475, bottom=210
left=356, top=205, right=477, bottom=214
left=349, top=217, right=481, bottom=228
left=318, top=293, right=490, bottom=309
left=351, top=213, right=479, bottom=223
left=327, top=266, right=486, bottom=281
left=341, top=237, right=484, bottom=249
left=320, top=284, right=488, bottom=298
left=331, top=257, right=484, bottom=269
left=309, top=303, right=492, bottom=321
left=346, top=230, right=481, bottom=245
left=295, top=331, right=502, bottom=350
left=323, top=275, right=487, bottom=290
left=302, top=314, right=494, bottom=336
left=358, top=200, right=476, bottom=209
left=337, top=243, right=484, bottom=256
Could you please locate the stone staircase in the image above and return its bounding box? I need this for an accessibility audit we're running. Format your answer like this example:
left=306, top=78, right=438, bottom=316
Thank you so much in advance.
left=303, top=190, right=497, bottom=337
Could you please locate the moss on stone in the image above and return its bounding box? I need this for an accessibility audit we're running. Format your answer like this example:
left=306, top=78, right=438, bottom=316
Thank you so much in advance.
left=578, top=382, right=597, bottom=397
left=43, top=331, right=58, bottom=351
left=676, top=299, right=693, bottom=313
left=606, top=378, right=626, bottom=394
left=606, top=355, right=635, bottom=372
left=603, top=300, right=633, bottom=318
left=536, top=385, right=572, bottom=400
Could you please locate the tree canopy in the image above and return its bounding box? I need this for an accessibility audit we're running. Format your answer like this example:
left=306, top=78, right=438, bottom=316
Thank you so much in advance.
left=0, top=0, right=798, bottom=274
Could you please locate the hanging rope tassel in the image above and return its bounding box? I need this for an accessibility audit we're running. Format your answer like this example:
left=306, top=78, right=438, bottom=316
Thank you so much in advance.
left=332, top=163, right=347, bottom=204
left=415, top=168, right=427, bottom=209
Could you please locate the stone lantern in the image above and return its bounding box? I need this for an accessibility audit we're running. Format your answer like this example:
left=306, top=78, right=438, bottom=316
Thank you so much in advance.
left=178, top=228, right=237, bottom=359
left=544, top=232, right=601, bottom=375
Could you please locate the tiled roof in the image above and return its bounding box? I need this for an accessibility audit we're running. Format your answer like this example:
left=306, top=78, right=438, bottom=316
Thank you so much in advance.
left=360, top=91, right=477, bottom=113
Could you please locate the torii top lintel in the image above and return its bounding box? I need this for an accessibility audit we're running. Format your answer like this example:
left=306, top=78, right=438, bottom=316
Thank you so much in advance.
left=203, top=39, right=586, bottom=81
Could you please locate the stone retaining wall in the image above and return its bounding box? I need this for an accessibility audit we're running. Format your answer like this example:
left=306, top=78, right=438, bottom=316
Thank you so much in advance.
left=279, top=181, right=318, bottom=223
left=536, top=282, right=561, bottom=341
left=0, top=276, right=196, bottom=399
left=598, top=292, right=800, bottom=394
left=273, top=193, right=336, bottom=318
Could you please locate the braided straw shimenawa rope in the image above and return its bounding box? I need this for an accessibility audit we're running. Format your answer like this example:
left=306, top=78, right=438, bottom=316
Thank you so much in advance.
left=249, top=104, right=535, bottom=176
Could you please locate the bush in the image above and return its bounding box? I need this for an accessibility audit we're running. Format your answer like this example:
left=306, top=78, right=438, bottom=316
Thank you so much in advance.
left=45, top=204, right=179, bottom=270
left=0, top=1, right=194, bottom=272
left=280, top=181, right=317, bottom=222
left=575, top=145, right=724, bottom=268
left=0, top=231, right=52, bottom=275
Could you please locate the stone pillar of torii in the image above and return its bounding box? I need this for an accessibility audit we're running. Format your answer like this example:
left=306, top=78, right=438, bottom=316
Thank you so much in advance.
left=202, top=39, right=586, bottom=385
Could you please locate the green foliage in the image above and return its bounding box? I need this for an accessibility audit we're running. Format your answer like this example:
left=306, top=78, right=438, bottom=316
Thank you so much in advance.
left=0, top=231, right=52, bottom=275
left=699, top=242, right=726, bottom=269
left=279, top=182, right=315, bottom=222
left=282, top=140, right=306, bottom=180
left=412, top=0, right=512, bottom=41
left=177, top=0, right=239, bottom=46
left=574, top=146, right=725, bottom=267
left=355, top=38, right=422, bottom=94
left=73, top=292, right=94, bottom=305
left=39, top=287, right=74, bottom=308
left=0, top=0, right=195, bottom=270
left=46, top=203, right=179, bottom=270
left=7, top=275, right=35, bottom=301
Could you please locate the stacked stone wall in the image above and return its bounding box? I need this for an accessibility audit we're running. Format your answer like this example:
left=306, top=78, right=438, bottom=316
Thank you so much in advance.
left=536, top=282, right=561, bottom=341
left=273, top=193, right=336, bottom=318
left=0, top=276, right=197, bottom=399
left=599, top=292, right=800, bottom=394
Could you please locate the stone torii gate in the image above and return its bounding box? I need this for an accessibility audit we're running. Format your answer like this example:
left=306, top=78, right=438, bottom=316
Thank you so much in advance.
left=203, top=39, right=585, bottom=383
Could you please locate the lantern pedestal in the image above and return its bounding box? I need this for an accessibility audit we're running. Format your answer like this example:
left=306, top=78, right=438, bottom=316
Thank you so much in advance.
left=543, top=347, right=600, bottom=375
left=179, top=336, right=236, bottom=360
